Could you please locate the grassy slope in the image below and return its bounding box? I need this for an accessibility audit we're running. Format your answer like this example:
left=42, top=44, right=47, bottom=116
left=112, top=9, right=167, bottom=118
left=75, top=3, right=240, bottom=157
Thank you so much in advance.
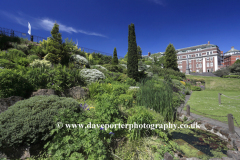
left=184, top=75, right=240, bottom=127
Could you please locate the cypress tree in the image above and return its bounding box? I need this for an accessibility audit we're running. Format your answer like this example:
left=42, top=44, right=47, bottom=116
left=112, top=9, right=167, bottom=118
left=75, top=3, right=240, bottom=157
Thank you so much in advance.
left=164, top=43, right=179, bottom=71
left=127, top=23, right=138, bottom=81
left=112, top=47, right=118, bottom=65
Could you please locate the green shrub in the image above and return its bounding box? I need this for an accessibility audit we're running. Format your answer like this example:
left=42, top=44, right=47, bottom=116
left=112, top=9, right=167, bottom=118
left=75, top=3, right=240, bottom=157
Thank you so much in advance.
left=170, top=75, right=183, bottom=81
left=44, top=93, right=123, bottom=159
left=102, top=64, right=123, bottom=73
left=229, top=63, right=240, bottom=74
left=105, top=71, right=122, bottom=81
left=144, top=61, right=152, bottom=65
left=213, top=67, right=230, bottom=77
left=88, top=81, right=113, bottom=99
left=223, top=75, right=240, bottom=78
left=0, top=59, right=17, bottom=69
left=149, top=67, right=186, bottom=79
left=126, top=106, right=155, bottom=141
left=7, top=48, right=27, bottom=58
left=15, top=44, right=28, bottom=55
left=0, top=95, right=82, bottom=150
left=27, top=55, right=40, bottom=62
left=112, top=84, right=128, bottom=96
left=0, top=69, right=34, bottom=98
left=126, top=87, right=140, bottom=99
left=191, top=86, right=201, bottom=91
left=119, top=94, right=133, bottom=108
left=126, top=77, right=136, bottom=86
left=13, top=57, right=30, bottom=67
left=118, top=74, right=128, bottom=83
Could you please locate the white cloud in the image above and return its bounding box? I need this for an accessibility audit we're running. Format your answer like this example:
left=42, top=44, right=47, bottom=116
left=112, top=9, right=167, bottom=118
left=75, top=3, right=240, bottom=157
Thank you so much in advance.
left=0, top=11, right=108, bottom=38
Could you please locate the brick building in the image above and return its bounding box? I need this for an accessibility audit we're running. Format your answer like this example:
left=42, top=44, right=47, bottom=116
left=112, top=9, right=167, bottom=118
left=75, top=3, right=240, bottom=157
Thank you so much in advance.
left=222, top=47, right=240, bottom=67
left=142, top=41, right=223, bottom=73
left=176, top=41, right=222, bottom=73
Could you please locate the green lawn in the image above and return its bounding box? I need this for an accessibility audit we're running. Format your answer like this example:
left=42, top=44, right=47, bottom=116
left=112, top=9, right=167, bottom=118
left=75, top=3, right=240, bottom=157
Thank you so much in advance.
left=184, top=75, right=240, bottom=127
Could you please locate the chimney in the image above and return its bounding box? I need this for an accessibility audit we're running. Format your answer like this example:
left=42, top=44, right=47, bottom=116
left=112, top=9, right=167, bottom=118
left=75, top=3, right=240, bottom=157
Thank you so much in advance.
left=208, top=41, right=210, bottom=44
left=148, top=52, right=151, bottom=56
left=231, top=46, right=234, bottom=49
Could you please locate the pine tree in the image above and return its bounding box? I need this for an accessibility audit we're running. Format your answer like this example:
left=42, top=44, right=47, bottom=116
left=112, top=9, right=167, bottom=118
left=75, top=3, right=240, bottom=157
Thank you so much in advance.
left=46, top=22, right=63, bottom=64
left=137, top=45, right=142, bottom=60
left=164, top=43, right=179, bottom=71
left=112, top=47, right=118, bottom=65
left=127, top=23, right=138, bottom=81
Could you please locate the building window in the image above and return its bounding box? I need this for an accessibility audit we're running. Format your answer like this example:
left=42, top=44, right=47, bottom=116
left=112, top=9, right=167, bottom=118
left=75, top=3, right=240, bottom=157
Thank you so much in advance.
left=199, top=64, right=202, bottom=67
left=210, top=62, right=213, bottom=67
left=207, top=52, right=209, bottom=55
left=210, top=57, right=213, bottom=60
left=196, top=48, right=201, bottom=51
left=207, top=63, right=209, bottom=67
left=199, top=59, right=201, bottom=62
left=188, top=55, right=191, bottom=58
left=196, top=59, right=198, bottom=62
left=189, top=64, right=191, bottom=68
left=210, top=51, right=212, bottom=55
left=196, top=64, right=198, bottom=68
left=199, top=53, right=202, bottom=56
left=207, top=57, right=209, bottom=61
left=189, top=60, right=191, bottom=63
left=196, top=54, right=198, bottom=57
left=180, top=61, right=182, bottom=64
left=236, top=58, right=239, bottom=60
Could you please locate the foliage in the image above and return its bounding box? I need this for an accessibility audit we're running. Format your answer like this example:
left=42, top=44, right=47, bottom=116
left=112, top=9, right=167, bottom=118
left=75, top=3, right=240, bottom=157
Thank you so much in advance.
left=136, top=77, right=175, bottom=122
left=69, top=54, right=89, bottom=69
left=112, top=84, right=129, bottom=96
left=228, top=63, right=240, bottom=75
left=7, top=48, right=27, bottom=58
left=112, top=47, right=118, bottom=65
left=13, top=57, right=30, bottom=67
left=102, top=64, right=123, bottom=73
left=119, top=94, right=134, bottom=108
left=87, top=81, right=113, bottom=99
left=0, top=95, right=81, bottom=150
left=44, top=93, right=124, bottom=159
left=191, top=86, right=201, bottom=91
left=149, top=66, right=186, bottom=79
left=144, top=61, right=153, bottom=65
left=164, top=44, right=179, bottom=72
left=125, top=77, right=136, bottom=86
left=154, top=56, right=165, bottom=68
left=29, top=59, right=51, bottom=68
left=0, top=32, right=21, bottom=50
left=234, top=59, right=240, bottom=64
left=213, top=67, right=230, bottom=77
left=0, top=59, right=17, bottom=69
left=0, top=69, right=34, bottom=98
left=127, top=23, right=139, bottom=82
left=223, top=75, right=240, bottom=78
left=126, top=87, right=140, bottom=100
left=27, top=54, right=40, bottom=62
left=13, top=44, right=29, bottom=55
left=137, top=45, right=142, bottom=60
left=170, top=75, right=183, bottom=81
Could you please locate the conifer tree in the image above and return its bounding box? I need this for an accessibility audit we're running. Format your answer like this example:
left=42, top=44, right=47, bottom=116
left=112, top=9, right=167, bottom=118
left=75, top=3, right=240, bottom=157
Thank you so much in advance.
left=137, top=45, right=142, bottom=60
left=164, top=43, right=179, bottom=71
left=46, top=22, right=63, bottom=64
left=112, top=47, right=118, bottom=65
left=127, top=23, right=138, bottom=81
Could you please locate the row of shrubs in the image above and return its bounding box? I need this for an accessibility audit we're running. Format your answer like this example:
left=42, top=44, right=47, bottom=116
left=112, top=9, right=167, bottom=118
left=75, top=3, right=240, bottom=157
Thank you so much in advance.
left=223, top=75, right=240, bottom=78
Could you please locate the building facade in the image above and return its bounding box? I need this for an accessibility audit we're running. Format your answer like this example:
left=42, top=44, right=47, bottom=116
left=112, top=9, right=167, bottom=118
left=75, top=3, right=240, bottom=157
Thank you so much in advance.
left=222, top=47, right=240, bottom=67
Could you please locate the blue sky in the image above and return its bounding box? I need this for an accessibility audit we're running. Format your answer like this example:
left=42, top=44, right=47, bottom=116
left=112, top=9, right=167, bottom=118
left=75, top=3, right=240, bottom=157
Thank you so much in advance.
left=0, top=0, right=240, bottom=58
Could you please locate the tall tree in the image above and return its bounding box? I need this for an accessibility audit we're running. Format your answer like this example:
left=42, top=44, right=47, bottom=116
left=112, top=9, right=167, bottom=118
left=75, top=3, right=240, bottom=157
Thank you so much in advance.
left=127, top=23, right=138, bottom=81
left=164, top=43, right=179, bottom=71
left=46, top=22, right=63, bottom=64
left=112, top=47, right=118, bottom=65
left=137, top=45, right=142, bottom=60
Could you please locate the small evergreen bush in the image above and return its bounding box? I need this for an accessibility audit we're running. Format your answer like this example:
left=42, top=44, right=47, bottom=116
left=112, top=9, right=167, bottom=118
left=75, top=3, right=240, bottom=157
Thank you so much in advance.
left=191, top=86, right=201, bottom=91
left=223, top=75, right=240, bottom=78
left=102, top=64, right=123, bottom=73
left=119, top=94, right=133, bottom=108
left=0, top=95, right=81, bottom=149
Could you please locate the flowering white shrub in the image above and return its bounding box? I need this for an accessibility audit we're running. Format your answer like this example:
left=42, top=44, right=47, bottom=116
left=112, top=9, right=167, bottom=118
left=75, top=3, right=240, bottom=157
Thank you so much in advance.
left=69, top=54, right=89, bottom=69
left=29, top=59, right=51, bottom=68
left=80, top=69, right=105, bottom=84
left=120, top=64, right=127, bottom=69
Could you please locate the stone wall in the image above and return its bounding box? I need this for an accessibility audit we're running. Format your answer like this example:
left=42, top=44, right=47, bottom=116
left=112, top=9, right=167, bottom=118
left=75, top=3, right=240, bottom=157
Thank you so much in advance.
left=0, top=96, right=25, bottom=114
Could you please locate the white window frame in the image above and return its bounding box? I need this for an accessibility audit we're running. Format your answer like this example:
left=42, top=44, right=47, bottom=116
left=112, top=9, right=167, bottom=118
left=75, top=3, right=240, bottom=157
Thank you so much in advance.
left=199, top=59, right=201, bottom=62
left=207, top=52, right=209, bottom=55
left=210, top=62, right=213, bottom=67
left=189, top=64, right=191, bottom=68
left=196, top=59, right=198, bottom=62
left=189, top=60, right=191, bottom=63
left=210, top=57, right=213, bottom=60
left=210, top=51, right=213, bottom=55
left=196, top=64, right=198, bottom=68
left=199, top=64, right=202, bottom=67
left=207, top=63, right=209, bottom=67
left=188, top=55, right=191, bottom=58
left=207, top=57, right=209, bottom=61
left=199, top=53, right=202, bottom=56
left=196, top=53, right=199, bottom=57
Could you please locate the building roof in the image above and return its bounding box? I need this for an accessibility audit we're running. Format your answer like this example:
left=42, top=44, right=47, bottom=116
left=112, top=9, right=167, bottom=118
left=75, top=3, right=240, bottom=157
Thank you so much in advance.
left=225, top=47, right=240, bottom=53
left=176, top=44, right=217, bottom=52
